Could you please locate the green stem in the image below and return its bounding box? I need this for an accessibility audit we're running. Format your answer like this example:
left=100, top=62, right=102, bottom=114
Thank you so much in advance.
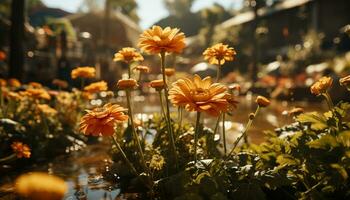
left=128, top=63, right=132, bottom=79
left=158, top=91, right=166, bottom=119
left=160, top=52, right=178, bottom=169
left=213, top=114, right=221, bottom=136
left=222, top=112, right=227, bottom=156
left=226, top=106, right=260, bottom=159
left=178, top=106, right=183, bottom=132
left=194, top=111, right=201, bottom=163
left=0, top=86, right=3, bottom=108
left=111, top=136, right=138, bottom=175
left=216, top=62, right=222, bottom=82
left=323, top=92, right=334, bottom=110
left=0, top=154, right=16, bottom=163
left=126, top=90, right=147, bottom=172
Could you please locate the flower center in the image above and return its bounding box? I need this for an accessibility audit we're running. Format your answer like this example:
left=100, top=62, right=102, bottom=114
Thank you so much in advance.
left=191, top=88, right=210, bottom=102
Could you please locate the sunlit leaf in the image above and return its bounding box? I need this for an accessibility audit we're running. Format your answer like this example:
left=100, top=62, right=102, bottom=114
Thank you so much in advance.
left=296, top=112, right=327, bottom=130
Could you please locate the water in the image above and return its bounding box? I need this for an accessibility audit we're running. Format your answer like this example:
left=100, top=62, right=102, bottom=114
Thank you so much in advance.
left=0, top=96, right=327, bottom=199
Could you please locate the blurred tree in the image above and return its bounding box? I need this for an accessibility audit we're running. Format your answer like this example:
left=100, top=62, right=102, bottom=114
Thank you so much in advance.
left=9, top=0, right=25, bottom=80
left=164, top=0, right=195, bottom=17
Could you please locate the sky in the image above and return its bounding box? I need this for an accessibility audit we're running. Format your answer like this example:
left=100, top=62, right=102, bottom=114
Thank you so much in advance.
left=42, top=0, right=242, bottom=29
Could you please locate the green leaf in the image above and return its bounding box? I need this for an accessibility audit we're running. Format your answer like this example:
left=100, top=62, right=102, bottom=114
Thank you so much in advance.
left=338, top=131, right=350, bottom=147
left=307, top=134, right=339, bottom=149
left=330, top=163, right=348, bottom=180
left=276, top=154, right=299, bottom=169
left=296, top=112, right=327, bottom=130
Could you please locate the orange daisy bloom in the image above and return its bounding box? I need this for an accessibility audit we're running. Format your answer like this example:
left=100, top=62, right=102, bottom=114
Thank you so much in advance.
left=113, top=47, right=144, bottom=63
left=117, top=79, right=138, bottom=90
left=24, top=88, right=51, bottom=100
left=28, top=82, right=43, bottom=88
left=11, top=141, right=31, bottom=158
left=52, top=79, right=68, bottom=89
left=8, top=78, right=21, bottom=88
left=79, top=103, right=128, bottom=136
left=256, top=96, right=270, bottom=107
left=149, top=79, right=165, bottom=90
left=84, top=81, right=108, bottom=93
left=138, top=26, right=186, bottom=54
left=310, top=76, right=333, bottom=95
left=37, top=104, right=57, bottom=115
left=203, top=43, right=236, bottom=65
left=71, top=67, right=96, bottom=79
left=169, top=74, right=228, bottom=116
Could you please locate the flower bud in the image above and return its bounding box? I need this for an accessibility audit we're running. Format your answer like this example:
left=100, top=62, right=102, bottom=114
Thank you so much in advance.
left=255, top=95, right=270, bottom=107
left=249, top=113, right=255, bottom=120
left=340, top=75, right=350, bottom=88
left=288, top=107, right=304, bottom=117
left=117, top=79, right=138, bottom=90
left=149, top=79, right=165, bottom=90
left=164, top=68, right=175, bottom=77
left=310, top=76, right=333, bottom=95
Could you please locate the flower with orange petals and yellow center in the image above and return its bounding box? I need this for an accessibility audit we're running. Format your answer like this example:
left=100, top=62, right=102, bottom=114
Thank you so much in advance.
left=203, top=43, right=236, bottom=65
left=84, top=81, right=108, bottom=93
left=169, top=75, right=228, bottom=116
left=79, top=103, right=128, bottom=136
left=11, top=141, right=31, bottom=158
left=138, top=26, right=186, bottom=54
left=164, top=68, right=175, bottom=77
left=310, top=76, right=333, bottom=95
left=113, top=47, right=144, bottom=63
left=52, top=79, right=68, bottom=89
left=24, top=88, right=51, bottom=100
left=71, top=67, right=96, bottom=79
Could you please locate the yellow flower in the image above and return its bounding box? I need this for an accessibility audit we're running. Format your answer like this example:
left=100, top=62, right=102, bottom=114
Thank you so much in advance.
left=71, top=67, right=96, bottom=79
left=134, top=65, right=151, bottom=73
left=52, top=79, right=68, bottom=89
left=113, top=47, right=144, bottom=63
left=149, top=79, right=165, bottom=90
left=340, top=75, right=350, bottom=88
left=169, top=74, right=228, bottom=116
left=84, top=81, right=108, bottom=93
left=310, top=76, right=333, bottom=95
left=11, top=141, right=31, bottom=158
left=15, top=172, right=67, bottom=200
left=117, top=79, right=138, bottom=90
left=8, top=78, right=21, bottom=87
left=37, top=104, right=57, bottom=115
left=28, top=82, right=42, bottom=88
left=164, top=68, right=175, bottom=77
left=256, top=96, right=270, bottom=107
left=203, top=43, right=236, bottom=65
left=138, top=26, right=186, bottom=54
left=149, top=154, right=165, bottom=171
left=79, top=103, right=128, bottom=136
left=24, top=88, right=51, bottom=100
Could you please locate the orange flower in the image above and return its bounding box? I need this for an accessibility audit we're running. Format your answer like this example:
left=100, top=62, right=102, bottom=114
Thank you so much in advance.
left=169, top=74, right=228, bottom=116
left=24, top=88, right=51, bottom=100
left=310, top=76, right=333, bottom=95
left=28, top=82, right=42, bottom=88
left=256, top=96, right=270, bottom=107
left=71, top=67, right=96, bottom=79
left=15, top=172, right=67, bottom=200
left=11, top=141, right=31, bottom=158
left=52, top=79, right=68, bottom=89
left=164, top=68, right=175, bottom=77
left=203, top=43, right=236, bottom=65
left=113, top=47, right=144, bottom=63
left=84, top=81, right=108, bottom=93
left=0, top=78, right=6, bottom=87
left=37, top=104, right=57, bottom=115
left=5, top=91, right=22, bottom=101
left=138, top=26, right=186, bottom=54
left=8, top=78, right=21, bottom=87
left=134, top=65, right=150, bottom=73
left=117, top=79, right=138, bottom=90
left=149, top=79, right=165, bottom=90
left=79, top=103, right=128, bottom=136
left=0, top=50, right=6, bottom=61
